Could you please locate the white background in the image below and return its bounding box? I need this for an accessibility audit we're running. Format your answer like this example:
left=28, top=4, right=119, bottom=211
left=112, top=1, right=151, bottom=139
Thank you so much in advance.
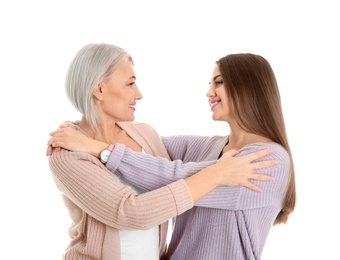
left=0, top=0, right=339, bottom=259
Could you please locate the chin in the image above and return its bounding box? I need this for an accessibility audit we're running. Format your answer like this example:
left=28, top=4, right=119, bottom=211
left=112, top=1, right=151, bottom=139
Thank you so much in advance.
left=212, top=116, right=224, bottom=122
left=212, top=111, right=228, bottom=121
left=212, top=114, right=220, bottom=121
left=120, top=115, right=134, bottom=122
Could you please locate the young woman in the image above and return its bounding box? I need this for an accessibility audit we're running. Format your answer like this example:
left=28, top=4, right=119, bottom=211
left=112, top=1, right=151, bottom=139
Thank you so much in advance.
left=47, top=44, right=276, bottom=260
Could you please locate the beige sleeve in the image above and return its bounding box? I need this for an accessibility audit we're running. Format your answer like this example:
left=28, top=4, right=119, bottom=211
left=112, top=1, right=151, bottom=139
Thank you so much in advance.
left=49, top=149, right=193, bottom=229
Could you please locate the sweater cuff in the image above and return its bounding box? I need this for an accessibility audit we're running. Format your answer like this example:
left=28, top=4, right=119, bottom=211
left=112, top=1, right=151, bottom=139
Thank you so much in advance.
left=167, top=179, right=194, bottom=215
left=106, top=143, right=126, bottom=173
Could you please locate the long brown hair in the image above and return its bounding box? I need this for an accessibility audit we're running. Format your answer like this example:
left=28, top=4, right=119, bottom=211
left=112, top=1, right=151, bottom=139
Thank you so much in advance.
left=217, top=53, right=296, bottom=225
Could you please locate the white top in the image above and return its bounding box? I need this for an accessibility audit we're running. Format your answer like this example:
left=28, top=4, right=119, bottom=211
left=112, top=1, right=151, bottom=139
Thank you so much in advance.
left=117, top=149, right=159, bottom=260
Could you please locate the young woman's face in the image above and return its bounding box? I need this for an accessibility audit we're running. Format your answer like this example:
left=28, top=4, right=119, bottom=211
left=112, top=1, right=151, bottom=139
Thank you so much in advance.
left=206, top=64, right=231, bottom=122
left=98, top=58, right=142, bottom=122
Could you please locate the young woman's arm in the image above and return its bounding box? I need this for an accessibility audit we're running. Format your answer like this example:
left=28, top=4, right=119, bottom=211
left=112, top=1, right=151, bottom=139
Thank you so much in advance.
left=47, top=124, right=277, bottom=209
left=159, top=135, right=290, bottom=210
left=107, top=142, right=288, bottom=210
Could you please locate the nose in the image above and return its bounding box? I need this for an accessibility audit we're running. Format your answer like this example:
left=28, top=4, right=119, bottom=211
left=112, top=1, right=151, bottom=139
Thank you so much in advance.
left=206, top=85, right=215, bottom=98
left=134, top=85, right=143, bottom=100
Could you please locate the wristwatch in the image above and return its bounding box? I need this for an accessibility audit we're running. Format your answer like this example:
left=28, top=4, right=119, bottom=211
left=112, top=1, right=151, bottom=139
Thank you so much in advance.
left=100, top=144, right=115, bottom=164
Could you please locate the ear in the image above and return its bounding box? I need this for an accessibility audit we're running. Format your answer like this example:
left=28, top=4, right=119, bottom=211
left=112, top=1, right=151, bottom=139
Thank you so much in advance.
left=93, top=82, right=104, bottom=101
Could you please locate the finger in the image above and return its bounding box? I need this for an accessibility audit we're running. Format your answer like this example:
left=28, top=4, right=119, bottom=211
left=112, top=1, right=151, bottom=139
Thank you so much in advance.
left=48, top=136, right=59, bottom=147
left=50, top=144, right=62, bottom=151
left=251, top=173, right=273, bottom=181
left=49, top=130, right=58, bottom=136
left=61, top=123, right=78, bottom=130
left=49, top=128, right=66, bottom=135
left=248, top=149, right=273, bottom=162
left=51, top=141, right=64, bottom=148
left=243, top=181, right=261, bottom=192
left=222, top=149, right=240, bottom=158
left=46, top=145, right=52, bottom=156
left=251, top=159, right=279, bottom=169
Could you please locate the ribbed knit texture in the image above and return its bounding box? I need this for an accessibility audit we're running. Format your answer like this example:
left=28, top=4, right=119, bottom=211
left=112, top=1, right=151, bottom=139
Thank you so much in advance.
left=107, top=135, right=290, bottom=260
left=48, top=122, right=193, bottom=260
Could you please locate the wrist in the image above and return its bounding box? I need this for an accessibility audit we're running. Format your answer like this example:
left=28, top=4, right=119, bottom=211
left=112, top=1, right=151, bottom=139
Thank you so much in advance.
left=206, top=165, right=222, bottom=186
left=100, top=144, right=115, bottom=164
left=92, top=140, right=110, bottom=158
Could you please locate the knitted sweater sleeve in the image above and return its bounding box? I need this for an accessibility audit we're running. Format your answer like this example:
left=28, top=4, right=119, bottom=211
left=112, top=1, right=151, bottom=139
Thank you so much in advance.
left=48, top=149, right=193, bottom=229
left=194, top=143, right=291, bottom=209
left=106, top=144, right=215, bottom=192
left=106, top=138, right=290, bottom=210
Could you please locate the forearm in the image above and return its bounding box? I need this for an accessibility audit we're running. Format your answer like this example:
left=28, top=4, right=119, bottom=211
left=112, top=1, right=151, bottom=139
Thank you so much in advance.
left=184, top=164, right=221, bottom=202
left=107, top=144, right=215, bottom=192
left=107, top=146, right=239, bottom=205
left=108, top=145, right=231, bottom=204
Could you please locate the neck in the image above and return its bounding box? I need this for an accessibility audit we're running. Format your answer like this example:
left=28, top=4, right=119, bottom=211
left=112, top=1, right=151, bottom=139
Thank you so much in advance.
left=78, top=117, right=122, bottom=143
left=224, top=126, right=272, bottom=151
left=78, top=117, right=142, bottom=152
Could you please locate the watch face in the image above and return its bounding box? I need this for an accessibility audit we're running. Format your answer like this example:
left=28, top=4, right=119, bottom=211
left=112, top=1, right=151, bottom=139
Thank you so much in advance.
left=101, top=149, right=111, bottom=162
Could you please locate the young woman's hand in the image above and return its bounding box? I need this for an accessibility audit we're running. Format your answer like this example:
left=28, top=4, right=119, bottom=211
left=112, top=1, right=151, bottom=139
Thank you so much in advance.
left=46, top=121, right=107, bottom=158
left=214, top=148, right=277, bottom=191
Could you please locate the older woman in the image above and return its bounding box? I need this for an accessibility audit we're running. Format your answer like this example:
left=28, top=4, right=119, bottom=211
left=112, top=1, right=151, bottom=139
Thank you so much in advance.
left=47, top=43, right=275, bottom=260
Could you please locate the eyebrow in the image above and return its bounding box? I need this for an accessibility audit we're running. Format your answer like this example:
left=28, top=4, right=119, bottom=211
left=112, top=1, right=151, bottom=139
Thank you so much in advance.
left=214, top=74, right=222, bottom=80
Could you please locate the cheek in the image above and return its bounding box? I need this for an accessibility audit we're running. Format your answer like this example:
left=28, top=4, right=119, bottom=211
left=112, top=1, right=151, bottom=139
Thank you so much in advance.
left=111, top=89, right=128, bottom=103
left=218, top=100, right=231, bottom=119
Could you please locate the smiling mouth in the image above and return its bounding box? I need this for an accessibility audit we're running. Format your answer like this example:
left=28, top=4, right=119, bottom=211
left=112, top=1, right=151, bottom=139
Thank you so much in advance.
left=209, top=100, right=220, bottom=110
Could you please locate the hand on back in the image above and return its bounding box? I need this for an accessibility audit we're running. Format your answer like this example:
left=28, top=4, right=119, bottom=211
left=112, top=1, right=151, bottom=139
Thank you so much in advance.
left=46, top=121, right=96, bottom=156
left=214, top=149, right=277, bottom=191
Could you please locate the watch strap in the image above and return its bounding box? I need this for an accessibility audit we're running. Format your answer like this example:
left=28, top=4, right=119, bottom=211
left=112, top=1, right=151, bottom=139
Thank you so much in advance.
left=100, top=144, right=115, bottom=164
left=107, top=144, right=115, bottom=152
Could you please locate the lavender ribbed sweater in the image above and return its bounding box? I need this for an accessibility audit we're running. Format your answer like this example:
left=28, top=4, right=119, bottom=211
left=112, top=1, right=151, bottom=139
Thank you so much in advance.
left=107, top=133, right=290, bottom=260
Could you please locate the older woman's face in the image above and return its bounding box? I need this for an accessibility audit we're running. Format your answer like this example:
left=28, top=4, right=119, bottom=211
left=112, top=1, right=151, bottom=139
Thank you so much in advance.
left=98, top=58, right=142, bottom=122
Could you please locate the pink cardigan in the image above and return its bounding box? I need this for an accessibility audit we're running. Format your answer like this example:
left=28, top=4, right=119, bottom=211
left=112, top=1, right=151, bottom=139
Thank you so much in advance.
left=49, top=121, right=193, bottom=260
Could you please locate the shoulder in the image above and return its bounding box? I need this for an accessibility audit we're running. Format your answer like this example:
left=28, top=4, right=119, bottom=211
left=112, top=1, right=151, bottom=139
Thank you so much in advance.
left=49, top=149, right=102, bottom=167
left=163, top=134, right=227, bottom=145
left=240, top=142, right=289, bottom=158
left=241, top=142, right=288, bottom=157
left=239, top=142, right=290, bottom=170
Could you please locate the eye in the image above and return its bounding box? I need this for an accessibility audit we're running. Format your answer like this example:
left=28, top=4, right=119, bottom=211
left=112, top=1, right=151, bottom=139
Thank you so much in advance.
left=215, top=80, right=223, bottom=87
left=128, top=81, right=136, bottom=87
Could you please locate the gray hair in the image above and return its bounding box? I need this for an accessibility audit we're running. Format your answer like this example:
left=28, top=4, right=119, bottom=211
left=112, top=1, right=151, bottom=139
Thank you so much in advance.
left=65, top=43, right=132, bottom=130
